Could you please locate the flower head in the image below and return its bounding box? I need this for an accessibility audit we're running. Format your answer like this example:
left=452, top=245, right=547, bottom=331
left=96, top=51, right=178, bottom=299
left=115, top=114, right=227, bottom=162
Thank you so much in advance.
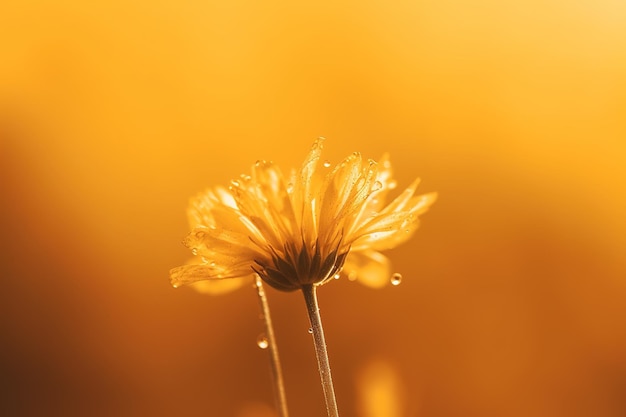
left=170, top=138, right=436, bottom=292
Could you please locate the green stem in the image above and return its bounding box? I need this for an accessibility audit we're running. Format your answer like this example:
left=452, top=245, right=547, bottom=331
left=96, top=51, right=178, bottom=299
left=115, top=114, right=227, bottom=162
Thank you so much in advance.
left=255, top=276, right=289, bottom=417
left=302, top=284, right=340, bottom=417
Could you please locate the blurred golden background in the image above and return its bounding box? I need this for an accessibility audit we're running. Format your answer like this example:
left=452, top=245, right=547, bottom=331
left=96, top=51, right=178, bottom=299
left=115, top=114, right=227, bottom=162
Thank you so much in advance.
left=1, top=1, right=625, bottom=416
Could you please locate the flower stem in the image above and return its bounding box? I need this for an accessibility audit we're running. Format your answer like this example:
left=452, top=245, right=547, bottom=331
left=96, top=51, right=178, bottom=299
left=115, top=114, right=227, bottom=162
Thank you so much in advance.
left=301, top=284, right=340, bottom=417
left=255, top=275, right=289, bottom=417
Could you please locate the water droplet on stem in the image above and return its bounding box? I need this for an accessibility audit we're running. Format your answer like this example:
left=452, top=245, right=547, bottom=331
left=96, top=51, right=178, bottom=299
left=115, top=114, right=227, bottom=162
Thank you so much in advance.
left=256, top=334, right=269, bottom=349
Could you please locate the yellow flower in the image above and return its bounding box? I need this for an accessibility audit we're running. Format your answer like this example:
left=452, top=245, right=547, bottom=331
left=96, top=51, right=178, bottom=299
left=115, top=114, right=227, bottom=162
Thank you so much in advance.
left=170, top=138, right=436, bottom=292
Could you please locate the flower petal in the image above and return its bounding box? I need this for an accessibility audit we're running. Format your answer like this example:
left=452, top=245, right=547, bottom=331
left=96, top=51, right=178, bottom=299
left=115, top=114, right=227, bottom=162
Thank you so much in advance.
left=293, top=137, right=325, bottom=245
left=350, top=192, right=437, bottom=251
left=342, top=250, right=392, bottom=289
left=187, top=186, right=237, bottom=229
left=319, top=153, right=379, bottom=249
left=170, top=262, right=254, bottom=287
left=185, top=226, right=261, bottom=259
left=190, top=276, right=251, bottom=295
left=252, top=160, right=298, bottom=238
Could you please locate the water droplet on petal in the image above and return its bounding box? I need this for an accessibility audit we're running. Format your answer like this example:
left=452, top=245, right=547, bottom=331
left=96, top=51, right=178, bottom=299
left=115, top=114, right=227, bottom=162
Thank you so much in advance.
left=372, top=181, right=383, bottom=191
left=390, top=273, right=403, bottom=286
left=256, top=334, right=269, bottom=349
left=308, top=327, right=313, bottom=334
left=191, top=248, right=198, bottom=255
left=195, top=230, right=206, bottom=239
left=323, top=160, right=331, bottom=168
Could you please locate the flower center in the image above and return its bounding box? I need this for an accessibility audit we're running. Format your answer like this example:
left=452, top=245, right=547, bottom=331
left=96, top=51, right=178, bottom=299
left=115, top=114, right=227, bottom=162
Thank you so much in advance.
left=252, top=239, right=349, bottom=291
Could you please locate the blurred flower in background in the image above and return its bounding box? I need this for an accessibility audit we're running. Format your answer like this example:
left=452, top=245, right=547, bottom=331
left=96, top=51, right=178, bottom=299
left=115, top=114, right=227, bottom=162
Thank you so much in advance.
left=1, top=1, right=625, bottom=416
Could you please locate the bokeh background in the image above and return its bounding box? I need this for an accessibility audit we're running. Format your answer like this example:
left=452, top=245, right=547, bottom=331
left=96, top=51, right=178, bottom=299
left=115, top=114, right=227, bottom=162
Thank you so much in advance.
left=2, top=1, right=626, bottom=416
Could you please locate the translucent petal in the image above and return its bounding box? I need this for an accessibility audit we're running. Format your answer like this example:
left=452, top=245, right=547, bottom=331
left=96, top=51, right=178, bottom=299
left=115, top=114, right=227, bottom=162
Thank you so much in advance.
left=350, top=154, right=395, bottom=225
left=236, top=163, right=298, bottom=248
left=170, top=262, right=253, bottom=287
left=378, top=178, right=421, bottom=215
left=187, top=186, right=237, bottom=229
left=190, top=276, right=251, bottom=295
left=351, top=222, right=417, bottom=251
left=319, top=152, right=377, bottom=246
left=293, top=138, right=325, bottom=245
left=184, top=226, right=263, bottom=261
left=252, top=160, right=298, bottom=237
left=350, top=192, right=437, bottom=251
left=178, top=257, right=252, bottom=294
left=342, top=250, right=391, bottom=289
left=341, top=161, right=381, bottom=237
left=321, top=152, right=362, bottom=217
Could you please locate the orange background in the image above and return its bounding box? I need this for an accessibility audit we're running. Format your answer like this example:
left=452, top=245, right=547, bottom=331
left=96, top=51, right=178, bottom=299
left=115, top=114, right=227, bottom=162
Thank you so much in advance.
left=2, top=1, right=626, bottom=416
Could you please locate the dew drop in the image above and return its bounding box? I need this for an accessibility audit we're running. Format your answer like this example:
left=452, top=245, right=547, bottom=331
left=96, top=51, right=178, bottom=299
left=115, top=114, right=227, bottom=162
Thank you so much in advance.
left=372, top=181, right=383, bottom=191
left=256, top=334, right=269, bottom=349
left=323, top=160, right=331, bottom=168
left=390, top=273, right=403, bottom=286
left=195, top=230, right=206, bottom=239
left=333, top=273, right=341, bottom=280
left=231, top=179, right=240, bottom=187
left=308, top=327, right=313, bottom=334
left=191, top=248, right=198, bottom=256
